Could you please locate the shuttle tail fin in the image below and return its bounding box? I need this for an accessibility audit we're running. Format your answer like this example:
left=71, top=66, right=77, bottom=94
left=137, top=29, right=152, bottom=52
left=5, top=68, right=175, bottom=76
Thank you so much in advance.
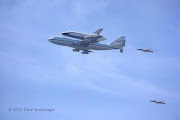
left=93, top=28, right=103, bottom=35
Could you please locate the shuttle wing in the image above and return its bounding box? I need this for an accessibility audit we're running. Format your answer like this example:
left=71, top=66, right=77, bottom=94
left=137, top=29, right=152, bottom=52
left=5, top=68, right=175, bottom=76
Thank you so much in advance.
left=96, top=36, right=106, bottom=42
left=85, top=36, right=106, bottom=43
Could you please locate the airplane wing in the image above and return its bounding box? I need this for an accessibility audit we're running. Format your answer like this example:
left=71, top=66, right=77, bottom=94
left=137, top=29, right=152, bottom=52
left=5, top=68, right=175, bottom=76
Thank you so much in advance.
left=84, top=36, right=106, bottom=43
left=96, top=36, right=106, bottom=42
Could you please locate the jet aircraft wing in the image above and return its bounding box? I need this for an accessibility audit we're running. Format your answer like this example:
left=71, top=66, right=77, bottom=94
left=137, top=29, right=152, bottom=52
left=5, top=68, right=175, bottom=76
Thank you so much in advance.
left=84, top=36, right=106, bottom=43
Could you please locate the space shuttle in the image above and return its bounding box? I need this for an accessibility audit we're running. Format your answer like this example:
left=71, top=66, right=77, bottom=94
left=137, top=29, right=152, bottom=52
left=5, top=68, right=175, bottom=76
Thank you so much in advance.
left=61, top=28, right=106, bottom=43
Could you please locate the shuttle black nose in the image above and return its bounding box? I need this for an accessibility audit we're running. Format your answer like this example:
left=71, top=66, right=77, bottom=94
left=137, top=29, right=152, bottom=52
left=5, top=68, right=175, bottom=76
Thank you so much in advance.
left=62, top=32, right=68, bottom=35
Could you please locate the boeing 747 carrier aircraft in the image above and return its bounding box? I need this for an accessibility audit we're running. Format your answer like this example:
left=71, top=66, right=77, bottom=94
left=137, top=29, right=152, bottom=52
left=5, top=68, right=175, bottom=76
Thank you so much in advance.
left=49, top=28, right=126, bottom=54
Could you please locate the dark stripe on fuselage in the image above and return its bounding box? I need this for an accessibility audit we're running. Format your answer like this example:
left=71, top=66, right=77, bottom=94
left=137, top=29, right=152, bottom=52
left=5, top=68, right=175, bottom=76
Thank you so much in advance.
left=50, top=38, right=115, bottom=50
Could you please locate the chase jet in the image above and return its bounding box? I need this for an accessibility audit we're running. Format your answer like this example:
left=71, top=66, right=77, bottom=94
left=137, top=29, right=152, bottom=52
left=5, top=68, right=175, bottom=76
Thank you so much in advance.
left=150, top=100, right=165, bottom=104
left=137, top=48, right=153, bottom=52
left=61, top=28, right=106, bottom=43
left=49, top=29, right=126, bottom=54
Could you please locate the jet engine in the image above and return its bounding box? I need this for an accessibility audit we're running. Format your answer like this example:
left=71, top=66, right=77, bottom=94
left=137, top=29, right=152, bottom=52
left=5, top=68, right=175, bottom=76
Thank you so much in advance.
left=81, top=50, right=92, bottom=54
left=73, top=48, right=80, bottom=52
left=82, top=51, right=89, bottom=54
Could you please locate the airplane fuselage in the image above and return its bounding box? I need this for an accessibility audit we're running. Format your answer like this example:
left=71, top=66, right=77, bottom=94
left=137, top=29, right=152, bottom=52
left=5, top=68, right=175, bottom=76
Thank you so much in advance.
left=137, top=49, right=153, bottom=52
left=49, top=37, right=115, bottom=50
left=156, top=102, right=165, bottom=104
left=62, top=31, right=106, bottom=42
left=62, top=31, right=98, bottom=39
left=150, top=100, right=165, bottom=104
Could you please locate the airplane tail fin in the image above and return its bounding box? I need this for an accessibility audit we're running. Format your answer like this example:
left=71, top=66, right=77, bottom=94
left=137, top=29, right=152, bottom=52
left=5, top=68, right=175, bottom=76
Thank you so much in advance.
left=109, top=36, right=126, bottom=53
left=93, top=28, right=103, bottom=35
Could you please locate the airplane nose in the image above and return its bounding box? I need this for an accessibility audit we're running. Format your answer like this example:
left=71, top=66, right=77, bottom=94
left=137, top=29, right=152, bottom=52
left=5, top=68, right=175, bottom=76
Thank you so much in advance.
left=48, top=38, right=53, bottom=42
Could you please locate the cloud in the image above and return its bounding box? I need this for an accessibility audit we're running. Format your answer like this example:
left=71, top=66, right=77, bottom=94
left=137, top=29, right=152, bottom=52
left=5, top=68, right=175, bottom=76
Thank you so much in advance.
left=72, top=0, right=108, bottom=19
left=1, top=45, right=178, bottom=99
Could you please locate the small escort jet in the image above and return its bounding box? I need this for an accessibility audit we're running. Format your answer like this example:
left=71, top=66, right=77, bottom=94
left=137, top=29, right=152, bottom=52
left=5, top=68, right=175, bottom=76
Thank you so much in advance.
left=137, top=48, right=153, bottom=52
left=61, top=28, right=106, bottom=43
left=150, top=100, right=165, bottom=104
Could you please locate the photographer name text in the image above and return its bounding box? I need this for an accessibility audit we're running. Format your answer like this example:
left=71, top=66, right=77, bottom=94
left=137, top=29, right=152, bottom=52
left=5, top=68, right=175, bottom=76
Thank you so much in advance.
left=9, top=108, right=55, bottom=112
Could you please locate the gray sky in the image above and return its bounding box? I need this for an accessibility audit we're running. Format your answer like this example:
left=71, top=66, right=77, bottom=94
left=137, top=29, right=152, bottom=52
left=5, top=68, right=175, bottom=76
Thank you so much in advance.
left=1, top=0, right=180, bottom=120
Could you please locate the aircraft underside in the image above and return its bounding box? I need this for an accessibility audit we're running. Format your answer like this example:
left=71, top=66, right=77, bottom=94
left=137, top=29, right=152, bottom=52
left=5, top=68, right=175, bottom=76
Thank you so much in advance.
left=71, top=44, right=113, bottom=54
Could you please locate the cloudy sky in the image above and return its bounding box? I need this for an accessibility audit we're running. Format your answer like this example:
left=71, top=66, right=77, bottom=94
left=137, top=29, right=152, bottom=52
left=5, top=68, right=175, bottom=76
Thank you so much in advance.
left=0, top=0, right=180, bottom=120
